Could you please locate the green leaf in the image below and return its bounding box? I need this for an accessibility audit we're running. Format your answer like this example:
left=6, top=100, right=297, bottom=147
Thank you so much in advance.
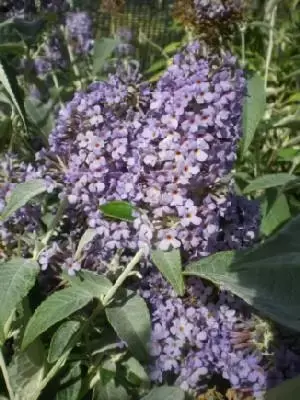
left=74, top=229, right=98, bottom=260
left=22, top=287, right=93, bottom=349
left=100, top=359, right=116, bottom=385
left=274, top=115, right=300, bottom=129
left=93, top=38, right=119, bottom=75
left=47, top=320, right=81, bottom=363
left=277, top=148, right=300, bottom=162
left=265, top=375, right=300, bottom=399
left=56, top=362, right=82, bottom=400
left=286, top=92, right=300, bottom=103
left=141, top=386, right=185, bottom=400
left=243, top=173, right=296, bottom=194
left=8, top=340, right=45, bottom=400
left=106, top=293, right=151, bottom=361
left=93, top=379, right=129, bottom=400
left=66, top=270, right=112, bottom=300
left=185, top=214, right=300, bottom=331
left=1, top=179, right=47, bottom=221
left=0, top=59, right=26, bottom=128
left=24, top=97, right=54, bottom=136
left=122, top=357, right=150, bottom=387
left=151, top=249, right=185, bottom=296
left=164, top=42, right=182, bottom=54
left=0, top=43, right=24, bottom=55
left=0, top=258, right=39, bottom=344
left=261, top=190, right=291, bottom=236
left=12, top=17, right=45, bottom=38
left=99, top=201, right=136, bottom=222
left=242, top=74, right=266, bottom=155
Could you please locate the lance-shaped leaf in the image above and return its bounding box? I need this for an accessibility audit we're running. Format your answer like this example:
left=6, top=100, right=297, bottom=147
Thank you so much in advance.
left=1, top=179, right=47, bottom=221
left=47, top=320, right=81, bottom=363
left=242, top=74, right=266, bottom=155
left=93, top=38, right=120, bottom=75
left=74, top=229, right=98, bottom=260
left=141, top=386, right=185, bottom=400
left=93, top=379, right=129, bottom=400
left=243, top=173, right=296, bottom=194
left=0, top=59, right=26, bottom=128
left=106, top=292, right=151, bottom=361
left=8, top=339, right=45, bottom=400
left=0, top=258, right=39, bottom=344
left=265, top=375, right=300, bottom=399
left=23, top=271, right=112, bottom=349
left=56, top=362, right=82, bottom=400
left=185, top=214, right=300, bottom=331
left=151, top=249, right=185, bottom=296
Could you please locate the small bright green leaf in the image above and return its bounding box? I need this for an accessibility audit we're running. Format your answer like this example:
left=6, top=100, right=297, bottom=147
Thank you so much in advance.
left=185, top=214, right=300, bottom=331
left=93, top=38, right=119, bottom=75
left=99, top=201, right=136, bottom=222
left=47, top=320, right=81, bottom=363
left=0, top=59, right=26, bottom=128
left=261, top=190, right=291, bottom=236
left=8, top=340, right=45, bottom=400
left=1, top=179, right=47, bottom=221
left=75, top=229, right=98, bottom=260
left=151, top=249, right=185, bottom=296
left=106, top=293, right=151, bottom=361
left=243, top=173, right=296, bottom=193
left=242, top=74, right=266, bottom=155
left=0, top=258, right=39, bottom=344
left=22, top=287, right=93, bottom=349
left=277, top=148, right=300, bottom=162
left=141, top=386, right=185, bottom=400
left=93, top=379, right=129, bottom=400
left=164, top=42, right=182, bottom=54
left=265, top=375, right=300, bottom=399
left=286, top=92, right=300, bottom=103
left=56, top=362, right=82, bottom=400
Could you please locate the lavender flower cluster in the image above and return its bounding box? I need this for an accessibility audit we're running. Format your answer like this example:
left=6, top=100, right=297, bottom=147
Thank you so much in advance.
left=141, top=270, right=300, bottom=398
left=0, top=155, right=42, bottom=258
left=193, top=0, right=244, bottom=23
left=0, top=0, right=68, bottom=19
left=33, top=10, right=93, bottom=76
left=35, top=42, right=247, bottom=272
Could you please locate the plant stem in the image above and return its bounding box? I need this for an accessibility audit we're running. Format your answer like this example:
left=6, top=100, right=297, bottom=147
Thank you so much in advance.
left=240, top=24, right=246, bottom=68
left=103, top=248, right=144, bottom=307
left=0, top=348, right=14, bottom=400
left=51, top=72, right=63, bottom=107
left=264, top=5, right=277, bottom=90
